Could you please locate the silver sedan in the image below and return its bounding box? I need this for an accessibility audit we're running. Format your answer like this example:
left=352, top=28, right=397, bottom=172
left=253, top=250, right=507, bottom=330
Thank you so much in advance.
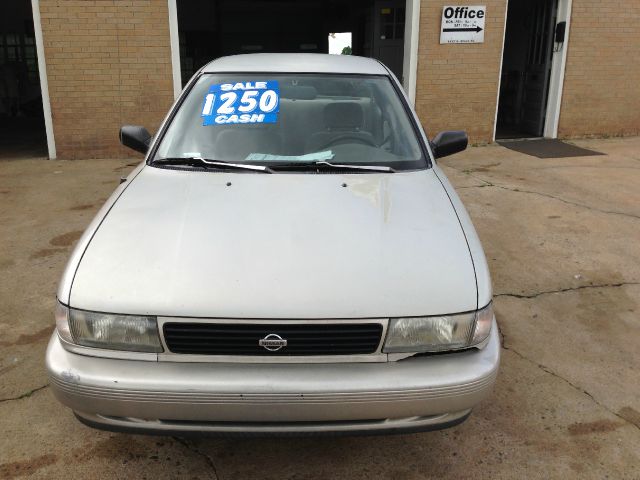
left=46, top=53, right=499, bottom=436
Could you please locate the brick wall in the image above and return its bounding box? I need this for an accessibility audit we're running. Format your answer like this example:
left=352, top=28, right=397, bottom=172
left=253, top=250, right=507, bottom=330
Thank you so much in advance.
left=38, top=0, right=639, bottom=157
left=558, top=0, right=640, bottom=138
left=414, top=0, right=507, bottom=144
left=40, top=0, right=174, bottom=159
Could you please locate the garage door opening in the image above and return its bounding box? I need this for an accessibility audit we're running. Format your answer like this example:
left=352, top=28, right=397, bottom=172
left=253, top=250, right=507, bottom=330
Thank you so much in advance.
left=175, top=0, right=407, bottom=85
left=496, top=0, right=558, bottom=139
left=328, top=32, right=352, bottom=55
left=0, top=0, right=47, bottom=159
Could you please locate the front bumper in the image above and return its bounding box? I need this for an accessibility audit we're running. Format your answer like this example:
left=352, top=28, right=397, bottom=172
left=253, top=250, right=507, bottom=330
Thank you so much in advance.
left=46, top=319, right=500, bottom=436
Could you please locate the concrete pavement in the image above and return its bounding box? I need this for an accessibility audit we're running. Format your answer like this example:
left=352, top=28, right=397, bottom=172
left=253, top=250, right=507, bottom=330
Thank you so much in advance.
left=1, top=137, right=639, bottom=479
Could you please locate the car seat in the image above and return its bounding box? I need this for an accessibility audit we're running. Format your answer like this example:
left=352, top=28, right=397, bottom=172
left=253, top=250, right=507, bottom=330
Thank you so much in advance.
left=305, top=102, right=377, bottom=153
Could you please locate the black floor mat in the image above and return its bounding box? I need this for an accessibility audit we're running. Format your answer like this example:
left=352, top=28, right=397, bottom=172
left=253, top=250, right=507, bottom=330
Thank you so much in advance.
left=497, top=139, right=604, bottom=158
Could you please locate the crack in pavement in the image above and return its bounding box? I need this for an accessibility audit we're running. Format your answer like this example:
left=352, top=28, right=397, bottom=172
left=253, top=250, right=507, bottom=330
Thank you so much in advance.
left=172, top=437, right=220, bottom=479
left=491, top=184, right=640, bottom=220
left=535, top=165, right=640, bottom=171
left=456, top=184, right=493, bottom=189
left=495, top=282, right=640, bottom=299
left=495, top=280, right=640, bottom=431
left=500, top=337, right=640, bottom=432
left=0, top=384, right=48, bottom=403
left=442, top=164, right=495, bottom=187
left=442, top=164, right=640, bottom=220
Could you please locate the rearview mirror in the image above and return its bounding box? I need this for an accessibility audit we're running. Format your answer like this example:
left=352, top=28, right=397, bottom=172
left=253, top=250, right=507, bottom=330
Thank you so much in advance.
left=431, top=131, right=468, bottom=159
left=120, top=125, right=152, bottom=154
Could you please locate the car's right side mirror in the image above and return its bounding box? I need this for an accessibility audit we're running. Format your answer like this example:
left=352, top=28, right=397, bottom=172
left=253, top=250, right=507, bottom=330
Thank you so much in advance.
left=431, top=130, right=468, bottom=159
left=120, top=125, right=152, bottom=154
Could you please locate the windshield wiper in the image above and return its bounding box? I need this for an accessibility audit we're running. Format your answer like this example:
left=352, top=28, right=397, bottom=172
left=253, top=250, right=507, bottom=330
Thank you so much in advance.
left=269, top=160, right=395, bottom=173
left=153, top=157, right=273, bottom=173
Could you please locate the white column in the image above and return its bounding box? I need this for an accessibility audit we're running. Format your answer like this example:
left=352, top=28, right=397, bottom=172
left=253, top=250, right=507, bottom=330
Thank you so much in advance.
left=492, top=0, right=510, bottom=142
left=544, top=0, right=573, bottom=138
left=402, top=0, right=421, bottom=106
left=168, top=0, right=182, bottom=99
left=31, top=0, right=56, bottom=159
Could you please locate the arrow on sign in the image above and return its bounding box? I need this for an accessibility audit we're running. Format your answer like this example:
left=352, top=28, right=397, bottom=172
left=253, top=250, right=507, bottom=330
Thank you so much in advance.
left=443, top=26, right=483, bottom=33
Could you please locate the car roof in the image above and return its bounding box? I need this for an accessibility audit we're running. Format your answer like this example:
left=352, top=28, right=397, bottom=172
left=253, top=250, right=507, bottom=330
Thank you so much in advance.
left=202, top=53, right=390, bottom=75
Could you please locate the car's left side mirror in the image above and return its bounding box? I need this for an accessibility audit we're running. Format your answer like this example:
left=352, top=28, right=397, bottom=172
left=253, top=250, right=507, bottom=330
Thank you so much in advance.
left=431, top=130, right=468, bottom=159
left=120, top=125, right=152, bottom=154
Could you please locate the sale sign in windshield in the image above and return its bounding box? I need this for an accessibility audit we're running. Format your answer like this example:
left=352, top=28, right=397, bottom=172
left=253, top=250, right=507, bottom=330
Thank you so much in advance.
left=201, top=81, right=280, bottom=126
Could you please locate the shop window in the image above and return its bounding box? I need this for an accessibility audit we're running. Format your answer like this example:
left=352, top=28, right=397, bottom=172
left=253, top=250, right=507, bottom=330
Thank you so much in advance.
left=0, top=31, right=39, bottom=85
left=379, top=6, right=404, bottom=40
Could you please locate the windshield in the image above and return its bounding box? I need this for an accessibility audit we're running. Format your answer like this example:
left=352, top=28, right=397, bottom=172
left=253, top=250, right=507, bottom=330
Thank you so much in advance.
left=153, top=73, right=427, bottom=170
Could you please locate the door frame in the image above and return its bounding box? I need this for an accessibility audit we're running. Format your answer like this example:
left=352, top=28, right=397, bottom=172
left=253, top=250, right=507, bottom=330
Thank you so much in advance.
left=167, top=0, right=420, bottom=104
left=492, top=0, right=572, bottom=140
left=543, top=0, right=572, bottom=138
left=402, top=0, right=420, bottom=106
left=168, top=0, right=182, bottom=99
left=31, top=0, right=56, bottom=159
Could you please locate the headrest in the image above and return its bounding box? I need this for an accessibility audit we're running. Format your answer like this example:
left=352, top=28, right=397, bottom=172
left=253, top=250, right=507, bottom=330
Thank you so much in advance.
left=280, top=85, right=317, bottom=100
left=323, top=102, right=364, bottom=130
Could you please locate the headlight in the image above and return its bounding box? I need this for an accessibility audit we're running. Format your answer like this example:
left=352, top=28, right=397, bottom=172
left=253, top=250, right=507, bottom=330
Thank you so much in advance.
left=383, top=302, right=493, bottom=353
left=56, top=302, right=162, bottom=353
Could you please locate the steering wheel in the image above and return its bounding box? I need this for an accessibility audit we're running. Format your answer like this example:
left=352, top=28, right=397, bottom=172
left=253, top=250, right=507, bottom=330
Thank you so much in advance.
left=317, top=135, right=378, bottom=151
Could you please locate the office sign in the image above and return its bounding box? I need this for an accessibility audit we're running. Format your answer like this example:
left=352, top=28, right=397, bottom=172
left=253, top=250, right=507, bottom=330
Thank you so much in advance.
left=440, top=6, right=486, bottom=44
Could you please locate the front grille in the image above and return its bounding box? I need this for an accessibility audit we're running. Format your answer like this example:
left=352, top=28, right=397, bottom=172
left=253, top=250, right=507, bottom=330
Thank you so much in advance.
left=163, top=322, right=383, bottom=356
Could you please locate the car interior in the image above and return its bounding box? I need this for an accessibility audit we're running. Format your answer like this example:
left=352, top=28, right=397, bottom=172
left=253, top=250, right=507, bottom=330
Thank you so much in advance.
left=158, top=77, right=422, bottom=163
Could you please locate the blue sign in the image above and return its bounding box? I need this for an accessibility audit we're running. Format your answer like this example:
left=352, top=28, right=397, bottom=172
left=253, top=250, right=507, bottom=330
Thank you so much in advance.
left=201, top=81, right=280, bottom=126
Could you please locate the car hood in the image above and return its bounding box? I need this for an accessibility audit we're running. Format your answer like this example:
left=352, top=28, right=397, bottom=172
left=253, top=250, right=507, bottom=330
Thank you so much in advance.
left=69, top=167, right=477, bottom=318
